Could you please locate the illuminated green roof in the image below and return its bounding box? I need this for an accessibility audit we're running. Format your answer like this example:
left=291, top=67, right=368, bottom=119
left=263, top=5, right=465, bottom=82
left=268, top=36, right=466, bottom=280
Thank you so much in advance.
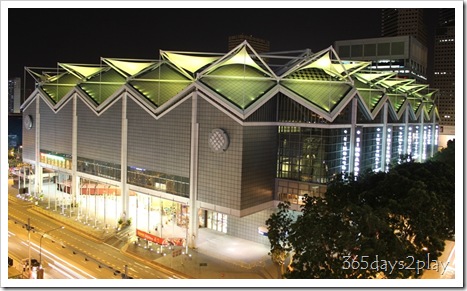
left=357, top=89, right=385, bottom=111
left=300, top=51, right=370, bottom=79
left=407, top=97, right=422, bottom=113
left=24, top=41, right=438, bottom=121
left=201, top=45, right=274, bottom=77
left=281, top=80, right=351, bottom=112
left=78, top=69, right=126, bottom=104
left=129, top=63, right=192, bottom=107
left=41, top=73, right=81, bottom=103
left=387, top=94, right=407, bottom=113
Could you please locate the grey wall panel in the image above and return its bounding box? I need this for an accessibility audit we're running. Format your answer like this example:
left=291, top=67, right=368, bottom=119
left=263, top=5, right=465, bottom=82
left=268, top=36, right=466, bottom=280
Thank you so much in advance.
left=126, top=98, right=191, bottom=178
left=39, top=98, right=72, bottom=155
left=197, top=98, right=243, bottom=210
left=241, top=126, right=277, bottom=209
left=77, top=98, right=122, bottom=164
left=226, top=209, right=274, bottom=245
left=22, top=100, right=36, bottom=161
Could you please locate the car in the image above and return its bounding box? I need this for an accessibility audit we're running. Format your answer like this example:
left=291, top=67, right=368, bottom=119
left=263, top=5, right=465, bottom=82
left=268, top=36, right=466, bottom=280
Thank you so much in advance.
left=22, top=258, right=40, bottom=269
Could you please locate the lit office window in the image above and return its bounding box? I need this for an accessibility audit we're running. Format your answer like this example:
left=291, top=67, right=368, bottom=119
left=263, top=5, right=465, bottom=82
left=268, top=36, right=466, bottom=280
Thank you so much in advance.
left=422, top=126, right=428, bottom=161
left=341, top=129, right=349, bottom=172
left=413, top=126, right=420, bottom=160
left=385, top=128, right=392, bottom=172
left=407, top=126, right=413, bottom=160
left=397, top=127, right=404, bottom=164
left=374, top=128, right=381, bottom=172
left=354, top=129, right=361, bottom=178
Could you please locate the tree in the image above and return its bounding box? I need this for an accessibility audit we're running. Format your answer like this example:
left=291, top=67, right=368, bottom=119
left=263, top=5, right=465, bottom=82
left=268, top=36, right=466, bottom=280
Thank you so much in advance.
left=267, top=157, right=455, bottom=278
left=265, top=201, right=294, bottom=275
left=431, top=139, right=455, bottom=167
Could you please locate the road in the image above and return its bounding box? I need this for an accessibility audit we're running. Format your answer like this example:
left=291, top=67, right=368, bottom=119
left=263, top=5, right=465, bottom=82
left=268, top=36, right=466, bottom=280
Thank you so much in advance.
left=8, top=178, right=186, bottom=280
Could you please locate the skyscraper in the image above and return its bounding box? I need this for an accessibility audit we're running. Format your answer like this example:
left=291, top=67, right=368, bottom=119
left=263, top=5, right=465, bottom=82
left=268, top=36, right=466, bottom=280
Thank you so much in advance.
left=381, top=8, right=428, bottom=47
left=8, top=77, right=21, bottom=114
left=228, top=34, right=270, bottom=53
left=433, top=8, right=455, bottom=142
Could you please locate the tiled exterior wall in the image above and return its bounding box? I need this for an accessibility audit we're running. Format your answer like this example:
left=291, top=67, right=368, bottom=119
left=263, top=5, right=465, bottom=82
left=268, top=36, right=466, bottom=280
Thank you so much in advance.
left=39, top=98, right=72, bottom=155
left=241, top=126, right=277, bottom=209
left=126, top=97, right=191, bottom=178
left=197, top=98, right=243, bottom=210
left=22, top=100, right=36, bottom=161
left=76, top=98, right=122, bottom=164
left=227, top=209, right=274, bottom=244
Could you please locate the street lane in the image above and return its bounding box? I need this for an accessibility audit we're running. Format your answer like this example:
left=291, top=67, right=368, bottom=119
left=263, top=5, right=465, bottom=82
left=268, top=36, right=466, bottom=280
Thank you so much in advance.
left=8, top=179, right=186, bottom=280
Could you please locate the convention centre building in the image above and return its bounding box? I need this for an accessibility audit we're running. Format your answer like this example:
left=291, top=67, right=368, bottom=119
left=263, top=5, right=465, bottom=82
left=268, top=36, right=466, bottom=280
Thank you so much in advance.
left=20, top=41, right=440, bottom=247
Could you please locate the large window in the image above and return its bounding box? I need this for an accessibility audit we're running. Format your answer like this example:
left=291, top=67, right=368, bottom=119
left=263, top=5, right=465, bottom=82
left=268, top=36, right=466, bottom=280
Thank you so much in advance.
left=360, top=127, right=383, bottom=172
left=277, top=127, right=348, bottom=183
left=127, top=167, right=189, bottom=198
left=77, top=157, right=121, bottom=181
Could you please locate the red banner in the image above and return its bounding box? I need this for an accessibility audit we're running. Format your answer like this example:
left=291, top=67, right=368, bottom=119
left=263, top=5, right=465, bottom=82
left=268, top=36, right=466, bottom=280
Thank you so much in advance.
left=135, top=229, right=185, bottom=246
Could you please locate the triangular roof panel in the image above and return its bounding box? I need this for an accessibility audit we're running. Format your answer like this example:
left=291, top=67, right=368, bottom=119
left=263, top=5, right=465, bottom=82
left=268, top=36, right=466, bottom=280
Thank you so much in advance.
left=59, top=63, right=107, bottom=80
left=200, top=42, right=275, bottom=78
left=162, top=51, right=221, bottom=75
left=103, top=58, right=157, bottom=78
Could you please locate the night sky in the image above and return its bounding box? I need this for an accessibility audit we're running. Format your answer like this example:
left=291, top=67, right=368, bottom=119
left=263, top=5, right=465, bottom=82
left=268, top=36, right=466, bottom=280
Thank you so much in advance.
left=7, top=7, right=386, bottom=79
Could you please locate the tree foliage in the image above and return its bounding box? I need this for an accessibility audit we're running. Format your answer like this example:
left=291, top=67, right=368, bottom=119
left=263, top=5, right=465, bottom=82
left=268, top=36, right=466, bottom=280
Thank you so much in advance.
left=265, top=201, right=293, bottom=269
left=266, top=141, right=455, bottom=279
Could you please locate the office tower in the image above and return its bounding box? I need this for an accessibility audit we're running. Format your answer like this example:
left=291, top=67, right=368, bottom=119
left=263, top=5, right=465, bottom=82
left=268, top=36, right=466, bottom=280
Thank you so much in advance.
left=8, top=77, right=21, bottom=114
left=382, top=8, right=428, bottom=47
left=228, top=34, right=270, bottom=53
left=433, top=8, right=455, bottom=126
left=433, top=8, right=455, bottom=143
left=334, top=35, right=428, bottom=83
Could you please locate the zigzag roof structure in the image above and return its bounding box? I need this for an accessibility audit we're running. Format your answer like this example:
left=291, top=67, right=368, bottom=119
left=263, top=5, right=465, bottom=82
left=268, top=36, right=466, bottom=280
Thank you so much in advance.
left=22, top=41, right=439, bottom=123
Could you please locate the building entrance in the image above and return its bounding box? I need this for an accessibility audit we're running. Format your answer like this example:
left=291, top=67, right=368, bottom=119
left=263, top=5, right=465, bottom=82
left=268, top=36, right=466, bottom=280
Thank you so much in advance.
left=206, top=211, right=228, bottom=233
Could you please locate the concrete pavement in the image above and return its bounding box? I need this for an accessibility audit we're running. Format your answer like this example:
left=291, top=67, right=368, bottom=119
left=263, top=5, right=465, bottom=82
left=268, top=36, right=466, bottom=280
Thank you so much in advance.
left=25, top=201, right=282, bottom=279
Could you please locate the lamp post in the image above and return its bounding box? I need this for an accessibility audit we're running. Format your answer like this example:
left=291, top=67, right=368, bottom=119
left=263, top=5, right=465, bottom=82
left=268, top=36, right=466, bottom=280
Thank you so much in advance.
left=25, top=218, right=34, bottom=278
left=39, top=226, right=65, bottom=266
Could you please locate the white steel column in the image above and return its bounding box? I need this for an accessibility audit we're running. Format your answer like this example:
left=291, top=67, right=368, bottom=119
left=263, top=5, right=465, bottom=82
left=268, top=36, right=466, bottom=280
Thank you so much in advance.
left=381, top=103, right=388, bottom=171
left=71, top=93, right=78, bottom=213
left=348, top=98, right=358, bottom=176
left=188, top=92, right=199, bottom=249
left=403, top=109, right=409, bottom=159
left=418, top=108, right=425, bottom=162
left=34, top=95, right=41, bottom=197
left=121, top=93, right=129, bottom=220
left=431, top=113, right=437, bottom=157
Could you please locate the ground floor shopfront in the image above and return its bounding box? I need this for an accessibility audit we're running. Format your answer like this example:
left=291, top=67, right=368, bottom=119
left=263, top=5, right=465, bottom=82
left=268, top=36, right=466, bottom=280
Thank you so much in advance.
left=14, top=166, right=269, bottom=248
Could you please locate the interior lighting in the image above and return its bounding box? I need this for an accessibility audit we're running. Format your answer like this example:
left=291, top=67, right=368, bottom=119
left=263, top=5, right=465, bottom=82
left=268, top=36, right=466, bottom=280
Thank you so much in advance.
left=354, top=129, right=361, bottom=178
left=40, top=153, right=65, bottom=162
left=385, top=128, right=392, bottom=172
left=341, top=129, right=349, bottom=173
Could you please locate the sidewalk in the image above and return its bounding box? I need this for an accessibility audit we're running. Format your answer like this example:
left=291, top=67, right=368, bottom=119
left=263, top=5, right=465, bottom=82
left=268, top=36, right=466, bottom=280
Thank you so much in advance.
left=27, top=203, right=282, bottom=279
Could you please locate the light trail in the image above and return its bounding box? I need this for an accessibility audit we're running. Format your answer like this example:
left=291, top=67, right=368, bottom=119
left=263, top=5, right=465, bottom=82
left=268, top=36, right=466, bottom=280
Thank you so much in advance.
left=19, top=237, right=96, bottom=279
left=47, top=262, right=75, bottom=279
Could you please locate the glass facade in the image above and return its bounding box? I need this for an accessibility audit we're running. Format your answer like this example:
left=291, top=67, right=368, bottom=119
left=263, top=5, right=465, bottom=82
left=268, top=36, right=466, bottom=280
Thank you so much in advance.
left=360, top=127, right=383, bottom=172
left=127, top=167, right=189, bottom=198
left=277, top=126, right=349, bottom=184
left=77, top=157, right=121, bottom=181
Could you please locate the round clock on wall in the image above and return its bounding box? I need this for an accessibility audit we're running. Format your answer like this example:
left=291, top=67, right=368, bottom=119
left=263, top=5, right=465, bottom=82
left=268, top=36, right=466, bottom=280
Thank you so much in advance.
left=24, top=115, right=34, bottom=130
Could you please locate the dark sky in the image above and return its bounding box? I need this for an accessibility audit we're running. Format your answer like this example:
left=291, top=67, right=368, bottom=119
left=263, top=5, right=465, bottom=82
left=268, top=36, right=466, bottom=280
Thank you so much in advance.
left=8, top=8, right=384, bottom=79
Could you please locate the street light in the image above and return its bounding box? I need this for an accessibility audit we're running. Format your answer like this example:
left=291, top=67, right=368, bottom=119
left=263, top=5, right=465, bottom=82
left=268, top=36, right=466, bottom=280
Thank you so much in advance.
left=39, top=226, right=65, bottom=266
